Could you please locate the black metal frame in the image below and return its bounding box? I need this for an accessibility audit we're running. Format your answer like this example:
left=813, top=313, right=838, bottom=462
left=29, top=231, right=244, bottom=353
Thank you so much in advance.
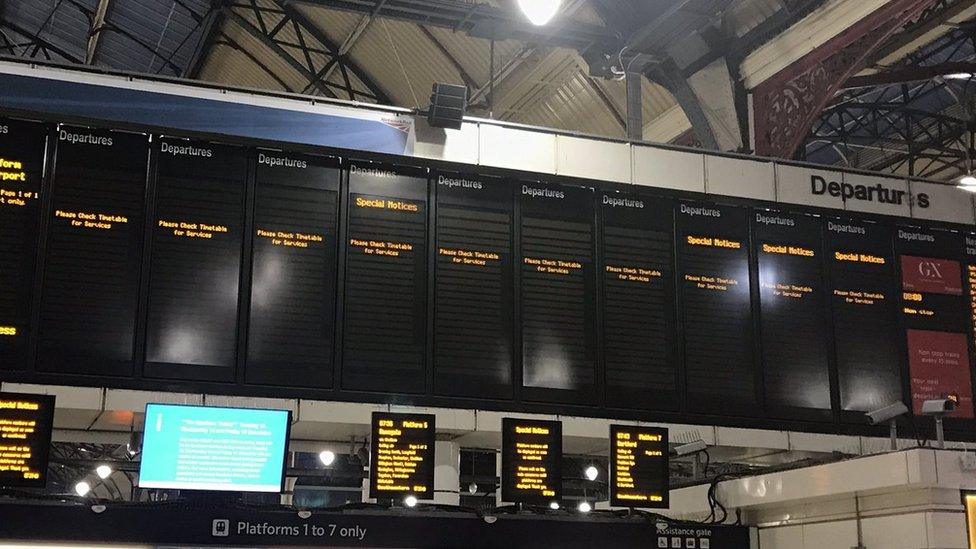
left=804, top=17, right=976, bottom=180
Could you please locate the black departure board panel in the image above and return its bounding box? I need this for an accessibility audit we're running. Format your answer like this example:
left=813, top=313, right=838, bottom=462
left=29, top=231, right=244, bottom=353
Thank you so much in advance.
left=433, top=173, right=513, bottom=399
left=826, top=219, right=901, bottom=413
left=369, top=412, right=435, bottom=499
left=609, top=425, right=668, bottom=508
left=520, top=183, right=597, bottom=403
left=246, top=152, right=339, bottom=387
left=966, top=234, right=976, bottom=409
left=676, top=203, right=755, bottom=412
left=145, top=139, right=246, bottom=379
left=501, top=418, right=561, bottom=504
left=342, top=163, right=427, bottom=393
left=37, top=127, right=148, bottom=376
left=600, top=192, right=676, bottom=410
left=754, top=211, right=831, bottom=416
left=896, top=228, right=972, bottom=418
left=0, top=392, right=54, bottom=488
left=0, top=119, right=45, bottom=371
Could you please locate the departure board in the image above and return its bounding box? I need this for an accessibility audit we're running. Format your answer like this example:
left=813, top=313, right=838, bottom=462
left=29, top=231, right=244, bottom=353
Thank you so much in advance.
left=676, top=203, right=755, bottom=412
left=368, top=412, right=435, bottom=499
left=246, top=152, right=339, bottom=387
left=601, top=192, right=676, bottom=410
left=609, top=425, right=668, bottom=508
left=965, top=233, right=976, bottom=406
left=0, top=119, right=45, bottom=371
left=342, top=163, right=427, bottom=393
left=754, top=211, right=831, bottom=416
left=896, top=228, right=971, bottom=418
left=0, top=392, right=54, bottom=488
left=145, top=139, right=246, bottom=379
left=826, top=219, right=901, bottom=414
left=520, top=183, right=597, bottom=403
left=433, top=172, right=513, bottom=399
left=37, top=127, right=148, bottom=376
left=501, top=417, right=561, bottom=504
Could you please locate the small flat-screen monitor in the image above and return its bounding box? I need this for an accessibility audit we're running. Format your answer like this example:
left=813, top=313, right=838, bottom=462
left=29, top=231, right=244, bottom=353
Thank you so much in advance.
left=138, top=403, right=290, bottom=493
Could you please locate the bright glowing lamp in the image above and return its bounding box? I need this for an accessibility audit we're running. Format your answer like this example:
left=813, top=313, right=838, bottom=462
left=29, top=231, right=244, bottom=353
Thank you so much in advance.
left=518, top=0, right=562, bottom=26
left=75, top=481, right=91, bottom=497
left=958, top=174, right=976, bottom=190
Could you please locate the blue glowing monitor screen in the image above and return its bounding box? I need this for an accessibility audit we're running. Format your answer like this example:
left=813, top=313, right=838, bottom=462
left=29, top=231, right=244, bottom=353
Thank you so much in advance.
left=138, top=404, right=291, bottom=492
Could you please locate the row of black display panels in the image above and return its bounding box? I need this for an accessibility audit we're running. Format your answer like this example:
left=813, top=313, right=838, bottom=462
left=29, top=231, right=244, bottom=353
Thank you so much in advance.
left=1, top=120, right=974, bottom=422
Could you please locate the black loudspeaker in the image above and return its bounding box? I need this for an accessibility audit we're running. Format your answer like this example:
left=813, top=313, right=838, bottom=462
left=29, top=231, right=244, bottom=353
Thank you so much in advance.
left=427, top=83, right=468, bottom=130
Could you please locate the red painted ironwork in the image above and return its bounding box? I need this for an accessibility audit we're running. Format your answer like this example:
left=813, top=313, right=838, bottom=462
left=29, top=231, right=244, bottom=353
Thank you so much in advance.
left=752, top=0, right=941, bottom=158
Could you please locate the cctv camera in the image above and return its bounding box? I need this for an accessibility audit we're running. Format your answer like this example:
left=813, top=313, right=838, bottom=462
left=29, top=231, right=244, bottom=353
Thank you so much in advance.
left=866, top=402, right=909, bottom=425
left=673, top=439, right=707, bottom=456
left=920, top=397, right=957, bottom=416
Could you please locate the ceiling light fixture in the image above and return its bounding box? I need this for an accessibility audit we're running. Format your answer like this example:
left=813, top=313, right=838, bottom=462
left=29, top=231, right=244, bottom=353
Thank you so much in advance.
left=944, top=72, right=974, bottom=80
left=958, top=174, right=976, bottom=190
left=95, top=465, right=112, bottom=480
left=517, top=0, right=562, bottom=26
left=318, top=450, right=336, bottom=466
left=75, top=481, right=91, bottom=497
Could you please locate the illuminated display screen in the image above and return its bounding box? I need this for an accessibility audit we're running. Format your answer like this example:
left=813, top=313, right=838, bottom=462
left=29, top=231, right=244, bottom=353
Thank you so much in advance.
left=967, top=234, right=976, bottom=416
left=246, top=152, right=339, bottom=387
left=676, top=202, right=756, bottom=413
left=144, top=139, right=246, bottom=379
left=342, top=163, right=428, bottom=393
left=0, top=392, right=54, bottom=488
left=0, top=119, right=45, bottom=371
left=609, top=424, right=668, bottom=508
left=368, top=411, right=435, bottom=499
left=37, top=127, right=148, bottom=376
left=520, top=183, right=597, bottom=404
left=897, top=228, right=972, bottom=418
left=139, top=403, right=290, bottom=492
left=601, top=193, right=676, bottom=410
left=826, top=219, right=901, bottom=413
left=432, top=172, right=513, bottom=399
left=754, top=211, right=831, bottom=416
left=501, top=417, right=561, bottom=504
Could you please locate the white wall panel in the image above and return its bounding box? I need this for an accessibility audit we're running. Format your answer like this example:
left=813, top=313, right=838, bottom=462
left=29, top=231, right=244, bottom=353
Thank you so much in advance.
left=705, top=155, right=775, bottom=201
left=841, top=173, right=912, bottom=217
left=413, top=119, right=480, bottom=165
left=758, top=525, right=803, bottom=549
left=802, top=520, right=857, bottom=549
left=479, top=124, right=556, bottom=174
left=775, top=164, right=846, bottom=210
left=909, top=180, right=976, bottom=224
left=862, top=514, right=929, bottom=549
left=555, top=135, right=631, bottom=183
left=632, top=145, right=705, bottom=193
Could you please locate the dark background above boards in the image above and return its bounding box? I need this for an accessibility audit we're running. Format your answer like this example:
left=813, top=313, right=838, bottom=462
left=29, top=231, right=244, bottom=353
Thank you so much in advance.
left=2, top=114, right=976, bottom=440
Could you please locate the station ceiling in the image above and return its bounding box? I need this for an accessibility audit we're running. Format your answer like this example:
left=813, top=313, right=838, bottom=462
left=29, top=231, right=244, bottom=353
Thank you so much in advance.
left=1, top=0, right=974, bottom=180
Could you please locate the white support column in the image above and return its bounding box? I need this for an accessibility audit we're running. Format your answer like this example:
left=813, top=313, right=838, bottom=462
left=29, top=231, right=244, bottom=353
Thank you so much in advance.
left=434, top=440, right=460, bottom=505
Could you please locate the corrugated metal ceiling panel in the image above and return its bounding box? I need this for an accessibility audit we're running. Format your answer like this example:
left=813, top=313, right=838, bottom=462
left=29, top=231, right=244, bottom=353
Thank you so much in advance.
left=97, top=0, right=208, bottom=75
left=3, top=0, right=95, bottom=60
left=345, top=17, right=465, bottom=108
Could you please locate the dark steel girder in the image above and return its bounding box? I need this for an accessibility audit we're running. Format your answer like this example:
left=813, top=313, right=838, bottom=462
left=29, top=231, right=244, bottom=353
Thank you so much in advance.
left=0, top=20, right=84, bottom=64
left=276, top=1, right=392, bottom=104
left=248, top=0, right=623, bottom=52
left=183, top=3, right=224, bottom=78
left=224, top=7, right=339, bottom=98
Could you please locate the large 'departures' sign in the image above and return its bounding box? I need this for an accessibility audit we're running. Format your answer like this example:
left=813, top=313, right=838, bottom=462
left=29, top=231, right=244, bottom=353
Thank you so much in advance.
left=775, top=165, right=974, bottom=223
